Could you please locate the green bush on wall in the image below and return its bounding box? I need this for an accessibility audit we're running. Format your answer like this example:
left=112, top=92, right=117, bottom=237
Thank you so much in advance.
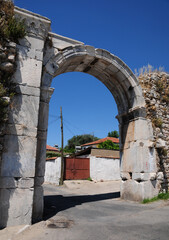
left=0, top=0, right=26, bottom=42
left=3, top=17, right=26, bottom=42
left=0, top=1, right=27, bottom=123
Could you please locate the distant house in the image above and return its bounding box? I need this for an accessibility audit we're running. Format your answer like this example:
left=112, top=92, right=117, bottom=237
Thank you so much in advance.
left=74, top=147, right=120, bottom=181
left=46, top=144, right=60, bottom=152
left=81, top=137, right=119, bottom=150
left=44, top=145, right=121, bottom=185
left=45, top=156, right=61, bottom=184
left=45, top=145, right=60, bottom=184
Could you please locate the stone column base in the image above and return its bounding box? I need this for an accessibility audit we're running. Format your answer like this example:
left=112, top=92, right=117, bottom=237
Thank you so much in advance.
left=0, top=187, right=34, bottom=228
left=121, top=179, right=160, bottom=201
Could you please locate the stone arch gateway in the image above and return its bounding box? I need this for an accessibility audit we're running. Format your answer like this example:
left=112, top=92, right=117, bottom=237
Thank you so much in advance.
left=0, top=7, right=160, bottom=228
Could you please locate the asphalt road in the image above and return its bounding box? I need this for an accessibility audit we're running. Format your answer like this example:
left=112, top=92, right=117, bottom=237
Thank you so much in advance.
left=1, top=181, right=169, bottom=240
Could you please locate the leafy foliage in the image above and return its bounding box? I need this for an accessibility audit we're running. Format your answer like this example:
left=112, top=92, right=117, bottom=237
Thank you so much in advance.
left=64, top=134, right=99, bottom=153
left=98, top=140, right=119, bottom=150
left=0, top=1, right=26, bottom=123
left=0, top=0, right=26, bottom=42
left=4, top=17, right=26, bottom=42
left=152, top=117, right=163, bottom=128
left=87, top=177, right=92, bottom=181
left=108, top=130, right=119, bottom=138
left=46, top=151, right=61, bottom=158
left=142, top=192, right=169, bottom=204
left=0, top=76, right=16, bottom=123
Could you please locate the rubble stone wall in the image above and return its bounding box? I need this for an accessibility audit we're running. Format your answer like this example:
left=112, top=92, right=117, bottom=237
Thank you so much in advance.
left=139, top=72, right=169, bottom=191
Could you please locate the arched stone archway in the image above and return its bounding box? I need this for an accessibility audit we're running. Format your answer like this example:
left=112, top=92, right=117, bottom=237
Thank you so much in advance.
left=0, top=7, right=160, bottom=228
left=33, top=40, right=158, bottom=220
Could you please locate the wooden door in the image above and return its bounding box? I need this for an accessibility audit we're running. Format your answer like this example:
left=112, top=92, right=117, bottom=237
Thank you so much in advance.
left=64, top=157, right=90, bottom=180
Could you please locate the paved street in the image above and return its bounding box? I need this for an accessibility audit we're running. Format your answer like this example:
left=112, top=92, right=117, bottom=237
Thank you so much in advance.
left=1, top=180, right=169, bottom=240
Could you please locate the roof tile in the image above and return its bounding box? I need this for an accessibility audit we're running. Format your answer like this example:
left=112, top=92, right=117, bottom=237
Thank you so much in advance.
left=81, top=137, right=119, bottom=146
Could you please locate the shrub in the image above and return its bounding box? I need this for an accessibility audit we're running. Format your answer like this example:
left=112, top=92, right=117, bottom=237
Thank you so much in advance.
left=162, top=89, right=169, bottom=103
left=161, top=148, right=168, bottom=157
left=0, top=0, right=26, bottom=42
left=4, top=17, right=26, bottom=42
left=152, top=118, right=163, bottom=128
left=0, top=1, right=26, bottom=123
left=155, top=79, right=164, bottom=93
left=98, top=140, right=119, bottom=150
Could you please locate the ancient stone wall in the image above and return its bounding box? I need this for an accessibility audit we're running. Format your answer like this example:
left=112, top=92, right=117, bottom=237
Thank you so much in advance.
left=139, top=72, right=169, bottom=191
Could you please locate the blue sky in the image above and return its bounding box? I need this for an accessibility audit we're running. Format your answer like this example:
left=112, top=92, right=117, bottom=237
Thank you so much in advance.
left=15, top=0, right=169, bottom=147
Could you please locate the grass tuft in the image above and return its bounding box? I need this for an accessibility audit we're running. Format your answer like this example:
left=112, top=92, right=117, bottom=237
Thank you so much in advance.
left=142, top=192, right=169, bottom=204
left=86, top=177, right=92, bottom=181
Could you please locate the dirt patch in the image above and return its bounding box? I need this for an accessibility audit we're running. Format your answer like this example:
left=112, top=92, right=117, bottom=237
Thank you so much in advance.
left=46, top=217, right=74, bottom=229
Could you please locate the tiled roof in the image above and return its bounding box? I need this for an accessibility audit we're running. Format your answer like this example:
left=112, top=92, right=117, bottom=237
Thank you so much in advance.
left=46, top=144, right=59, bottom=152
left=81, top=137, right=119, bottom=146
left=46, top=157, right=58, bottom=161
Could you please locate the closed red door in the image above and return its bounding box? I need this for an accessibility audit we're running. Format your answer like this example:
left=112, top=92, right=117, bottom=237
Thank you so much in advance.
left=64, top=158, right=90, bottom=180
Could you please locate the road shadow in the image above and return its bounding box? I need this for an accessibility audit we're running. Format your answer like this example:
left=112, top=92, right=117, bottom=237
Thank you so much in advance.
left=43, top=191, right=120, bottom=220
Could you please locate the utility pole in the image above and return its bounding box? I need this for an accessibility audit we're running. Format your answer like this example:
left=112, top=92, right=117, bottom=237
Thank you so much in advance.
left=59, top=106, right=64, bottom=185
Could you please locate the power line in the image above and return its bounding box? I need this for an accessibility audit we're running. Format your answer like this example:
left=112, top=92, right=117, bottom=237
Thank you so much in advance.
left=49, top=114, right=60, bottom=119
left=48, top=116, right=60, bottom=126
left=63, top=118, right=86, bottom=134
left=63, top=120, right=76, bottom=136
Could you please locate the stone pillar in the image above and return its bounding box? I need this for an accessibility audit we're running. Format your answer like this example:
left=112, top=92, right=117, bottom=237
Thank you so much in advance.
left=0, top=7, right=51, bottom=228
left=0, top=77, right=41, bottom=228
left=32, top=87, right=54, bottom=223
left=118, top=107, right=159, bottom=201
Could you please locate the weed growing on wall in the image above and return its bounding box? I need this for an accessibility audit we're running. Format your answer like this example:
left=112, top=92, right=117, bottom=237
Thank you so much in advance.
left=0, top=0, right=27, bottom=124
left=142, top=192, right=169, bottom=204
left=152, top=117, right=163, bottom=128
left=0, top=0, right=26, bottom=42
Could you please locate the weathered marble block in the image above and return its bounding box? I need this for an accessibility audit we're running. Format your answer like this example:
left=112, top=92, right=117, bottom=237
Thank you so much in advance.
left=8, top=94, right=39, bottom=129
left=1, top=135, right=37, bottom=177
left=121, top=179, right=160, bottom=201
left=12, top=56, right=43, bottom=88
left=0, top=188, right=34, bottom=228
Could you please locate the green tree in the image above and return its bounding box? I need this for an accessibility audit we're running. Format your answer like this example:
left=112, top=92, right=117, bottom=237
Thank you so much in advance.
left=108, top=130, right=119, bottom=138
left=98, top=140, right=119, bottom=150
left=64, top=134, right=99, bottom=153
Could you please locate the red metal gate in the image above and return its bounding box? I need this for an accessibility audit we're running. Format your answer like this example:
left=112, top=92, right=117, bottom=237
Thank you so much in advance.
left=64, top=157, right=90, bottom=180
